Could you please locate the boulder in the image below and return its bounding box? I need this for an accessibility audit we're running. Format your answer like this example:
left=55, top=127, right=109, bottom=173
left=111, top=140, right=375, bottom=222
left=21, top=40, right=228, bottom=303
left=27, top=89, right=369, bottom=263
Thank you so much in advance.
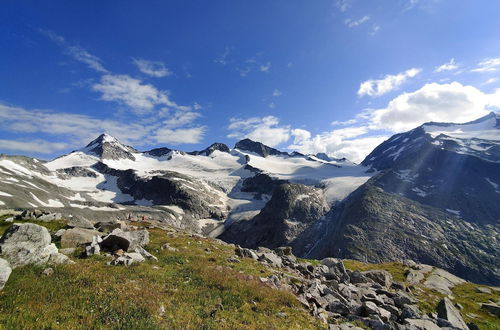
left=436, top=297, right=468, bottom=330
left=60, top=228, right=103, bottom=248
left=101, top=228, right=149, bottom=252
left=423, top=268, right=465, bottom=295
left=94, top=221, right=122, bottom=233
left=109, top=252, right=145, bottom=266
left=0, top=223, right=51, bottom=267
left=257, top=252, right=282, bottom=267
left=326, top=301, right=350, bottom=316
left=235, top=246, right=258, bottom=260
left=68, top=216, right=94, bottom=229
left=404, top=318, right=440, bottom=330
left=0, top=258, right=12, bottom=290
left=362, top=270, right=393, bottom=288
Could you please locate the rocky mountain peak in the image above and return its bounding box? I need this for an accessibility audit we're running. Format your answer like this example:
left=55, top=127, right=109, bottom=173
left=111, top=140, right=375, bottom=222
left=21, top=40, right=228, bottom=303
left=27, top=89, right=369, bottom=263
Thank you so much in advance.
left=189, top=142, right=230, bottom=156
left=82, top=133, right=137, bottom=161
left=234, top=138, right=286, bottom=158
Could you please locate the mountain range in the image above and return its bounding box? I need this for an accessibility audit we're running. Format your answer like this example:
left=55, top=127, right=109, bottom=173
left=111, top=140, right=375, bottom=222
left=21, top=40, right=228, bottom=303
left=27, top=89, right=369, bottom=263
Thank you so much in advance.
left=0, top=112, right=498, bottom=285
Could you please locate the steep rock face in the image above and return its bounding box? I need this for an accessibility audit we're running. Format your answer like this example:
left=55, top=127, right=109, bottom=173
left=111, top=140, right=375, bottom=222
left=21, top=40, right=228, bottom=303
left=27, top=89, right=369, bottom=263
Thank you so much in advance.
left=296, top=180, right=499, bottom=285
left=83, top=133, right=137, bottom=161
left=219, top=183, right=329, bottom=249
left=234, top=138, right=287, bottom=158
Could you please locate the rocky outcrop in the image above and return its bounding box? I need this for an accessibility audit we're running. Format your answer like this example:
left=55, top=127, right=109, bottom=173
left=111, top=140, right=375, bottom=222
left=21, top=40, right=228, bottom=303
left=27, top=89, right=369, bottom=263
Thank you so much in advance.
left=219, top=183, right=328, bottom=249
left=15, top=210, right=62, bottom=222
left=234, top=245, right=474, bottom=330
left=297, top=181, right=500, bottom=285
left=0, top=223, right=72, bottom=268
left=436, top=298, right=468, bottom=329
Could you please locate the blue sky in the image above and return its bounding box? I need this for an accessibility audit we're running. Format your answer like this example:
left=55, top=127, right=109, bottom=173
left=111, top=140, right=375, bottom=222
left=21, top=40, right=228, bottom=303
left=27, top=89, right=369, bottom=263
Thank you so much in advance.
left=1, top=0, right=500, bottom=162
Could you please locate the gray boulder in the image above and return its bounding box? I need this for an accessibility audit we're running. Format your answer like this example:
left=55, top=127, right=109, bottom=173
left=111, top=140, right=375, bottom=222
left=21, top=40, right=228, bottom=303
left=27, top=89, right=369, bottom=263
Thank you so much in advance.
left=436, top=297, right=468, bottom=330
left=100, top=228, right=149, bottom=252
left=258, top=252, right=282, bottom=267
left=60, top=228, right=103, bottom=248
left=0, top=223, right=70, bottom=267
left=403, top=318, right=440, bottom=330
left=362, top=270, right=393, bottom=288
left=0, top=258, right=12, bottom=290
left=67, top=216, right=94, bottom=229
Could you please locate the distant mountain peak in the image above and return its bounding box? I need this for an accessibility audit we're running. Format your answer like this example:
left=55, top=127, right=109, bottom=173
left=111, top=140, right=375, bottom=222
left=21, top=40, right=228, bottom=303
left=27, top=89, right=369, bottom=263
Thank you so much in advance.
left=234, top=138, right=286, bottom=158
left=83, top=133, right=137, bottom=161
left=189, top=142, right=230, bottom=156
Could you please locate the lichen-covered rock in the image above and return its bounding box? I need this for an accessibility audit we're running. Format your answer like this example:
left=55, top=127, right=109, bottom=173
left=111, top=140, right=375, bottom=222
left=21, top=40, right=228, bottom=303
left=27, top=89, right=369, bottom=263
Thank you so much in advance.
left=0, top=223, right=71, bottom=267
left=0, top=258, right=12, bottom=290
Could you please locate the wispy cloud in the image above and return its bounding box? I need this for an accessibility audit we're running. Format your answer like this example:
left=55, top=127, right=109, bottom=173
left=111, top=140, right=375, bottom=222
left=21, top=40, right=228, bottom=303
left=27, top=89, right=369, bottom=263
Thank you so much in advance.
left=92, top=74, right=190, bottom=114
left=214, top=46, right=233, bottom=65
left=40, top=29, right=107, bottom=73
left=471, top=57, right=500, bottom=72
left=345, top=16, right=370, bottom=28
left=0, top=103, right=206, bottom=153
left=0, top=139, right=68, bottom=154
left=434, top=58, right=458, bottom=72
left=133, top=58, right=172, bottom=78
left=358, top=68, right=422, bottom=97
left=335, top=0, right=352, bottom=12
left=272, top=89, right=282, bottom=97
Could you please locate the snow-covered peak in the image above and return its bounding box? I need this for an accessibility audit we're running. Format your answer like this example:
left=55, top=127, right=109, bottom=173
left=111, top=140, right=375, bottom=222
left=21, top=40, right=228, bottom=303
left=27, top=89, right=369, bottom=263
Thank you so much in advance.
left=81, top=133, right=137, bottom=161
left=423, top=112, right=499, bottom=140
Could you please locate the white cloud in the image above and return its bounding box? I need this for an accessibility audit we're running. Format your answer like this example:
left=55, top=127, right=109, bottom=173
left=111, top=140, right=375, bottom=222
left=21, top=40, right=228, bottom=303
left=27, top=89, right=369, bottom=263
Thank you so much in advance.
left=345, top=16, right=370, bottom=28
left=268, top=102, right=276, bottom=109
left=471, top=57, right=500, bottom=72
left=153, top=127, right=206, bottom=144
left=0, top=103, right=206, bottom=154
left=40, top=29, right=107, bottom=73
left=228, top=116, right=290, bottom=147
left=289, top=126, right=387, bottom=163
left=482, top=78, right=498, bottom=86
left=0, top=139, right=68, bottom=154
left=272, top=89, right=282, bottom=97
left=371, top=24, right=381, bottom=35
left=133, top=58, right=172, bottom=78
left=260, top=62, right=271, bottom=72
left=162, top=111, right=201, bottom=128
left=358, top=68, right=422, bottom=97
left=434, top=58, right=458, bottom=72
left=92, top=74, right=190, bottom=114
left=335, top=0, right=352, bottom=12
left=369, top=82, right=496, bottom=132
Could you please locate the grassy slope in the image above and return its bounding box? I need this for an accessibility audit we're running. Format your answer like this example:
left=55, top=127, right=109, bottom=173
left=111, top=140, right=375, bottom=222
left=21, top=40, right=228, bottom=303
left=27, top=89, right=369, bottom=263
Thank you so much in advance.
left=344, top=259, right=500, bottom=330
left=0, top=215, right=498, bottom=329
left=0, top=217, right=323, bottom=329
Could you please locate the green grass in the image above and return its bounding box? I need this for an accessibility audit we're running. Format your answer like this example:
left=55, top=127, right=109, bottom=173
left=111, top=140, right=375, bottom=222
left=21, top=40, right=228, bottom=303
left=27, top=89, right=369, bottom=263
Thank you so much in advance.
left=343, top=259, right=407, bottom=282
left=451, top=283, right=500, bottom=330
left=0, top=224, right=324, bottom=329
left=0, top=214, right=67, bottom=237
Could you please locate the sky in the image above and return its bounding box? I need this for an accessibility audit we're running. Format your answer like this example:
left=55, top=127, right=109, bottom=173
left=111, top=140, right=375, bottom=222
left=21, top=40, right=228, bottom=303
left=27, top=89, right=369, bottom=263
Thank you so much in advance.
left=1, top=0, right=500, bottom=162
